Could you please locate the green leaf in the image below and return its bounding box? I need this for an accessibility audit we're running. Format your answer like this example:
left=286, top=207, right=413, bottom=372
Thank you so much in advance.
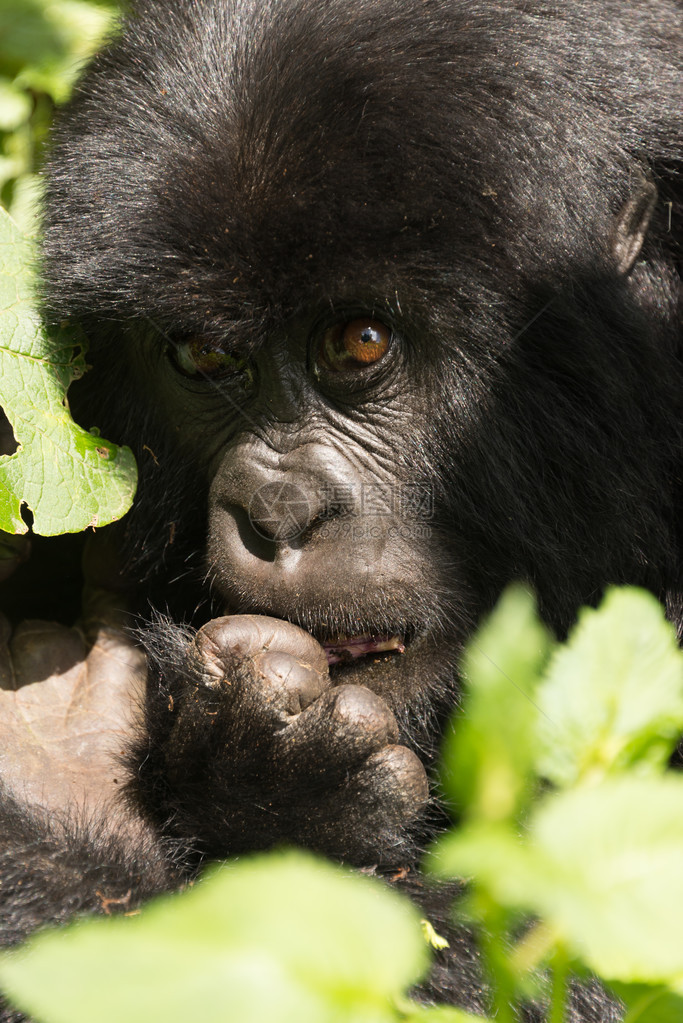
left=425, top=821, right=539, bottom=904
left=430, top=777, right=683, bottom=985
left=0, top=205, right=136, bottom=535
left=612, top=983, right=683, bottom=1023
left=0, top=79, right=32, bottom=132
left=0, top=0, right=117, bottom=102
left=536, top=588, right=683, bottom=786
left=529, top=777, right=683, bottom=982
left=0, top=850, right=430, bottom=1023
left=0, top=0, right=65, bottom=78
left=440, top=585, right=553, bottom=822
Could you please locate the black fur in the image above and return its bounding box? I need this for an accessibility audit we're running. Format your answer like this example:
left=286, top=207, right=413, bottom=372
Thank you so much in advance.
left=4, top=0, right=682, bottom=1019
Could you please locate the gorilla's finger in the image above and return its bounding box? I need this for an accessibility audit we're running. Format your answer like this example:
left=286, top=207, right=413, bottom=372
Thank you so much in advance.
left=290, top=745, right=430, bottom=864
left=195, top=615, right=329, bottom=679
left=348, top=745, right=430, bottom=822
left=189, top=615, right=329, bottom=726
left=273, top=684, right=399, bottom=777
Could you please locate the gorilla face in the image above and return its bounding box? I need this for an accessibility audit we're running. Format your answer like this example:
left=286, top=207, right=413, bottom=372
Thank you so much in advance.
left=130, top=279, right=466, bottom=706
left=39, top=0, right=682, bottom=854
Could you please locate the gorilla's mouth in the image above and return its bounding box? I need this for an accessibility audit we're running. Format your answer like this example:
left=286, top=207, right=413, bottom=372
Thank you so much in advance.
left=322, top=633, right=406, bottom=666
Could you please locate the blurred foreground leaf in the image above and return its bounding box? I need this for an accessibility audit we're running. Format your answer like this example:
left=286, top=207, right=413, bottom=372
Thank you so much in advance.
left=428, top=586, right=683, bottom=1016
left=431, top=765, right=683, bottom=985
left=611, top=982, right=683, bottom=1023
left=0, top=851, right=430, bottom=1023
left=536, top=588, right=683, bottom=786
left=440, top=585, right=553, bottom=823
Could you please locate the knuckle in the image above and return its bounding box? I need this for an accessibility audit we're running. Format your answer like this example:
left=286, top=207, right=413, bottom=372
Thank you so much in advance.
left=329, top=685, right=399, bottom=743
left=366, top=745, right=430, bottom=806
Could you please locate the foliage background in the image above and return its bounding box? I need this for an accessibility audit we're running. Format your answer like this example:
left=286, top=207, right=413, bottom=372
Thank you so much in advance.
left=0, top=0, right=136, bottom=540
left=0, top=0, right=122, bottom=232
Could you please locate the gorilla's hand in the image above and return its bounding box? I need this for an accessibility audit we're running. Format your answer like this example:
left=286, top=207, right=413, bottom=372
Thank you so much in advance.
left=0, top=614, right=147, bottom=834
left=139, top=615, right=429, bottom=865
left=0, top=528, right=155, bottom=845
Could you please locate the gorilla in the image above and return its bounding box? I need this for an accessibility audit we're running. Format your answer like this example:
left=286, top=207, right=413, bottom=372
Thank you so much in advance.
left=0, top=0, right=680, bottom=1019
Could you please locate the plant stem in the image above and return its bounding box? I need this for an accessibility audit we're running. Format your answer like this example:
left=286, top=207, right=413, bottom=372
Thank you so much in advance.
left=477, top=896, right=516, bottom=1023
left=548, top=946, right=569, bottom=1023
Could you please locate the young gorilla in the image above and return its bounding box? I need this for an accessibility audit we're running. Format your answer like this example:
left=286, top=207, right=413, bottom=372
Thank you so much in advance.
left=0, top=0, right=681, bottom=1019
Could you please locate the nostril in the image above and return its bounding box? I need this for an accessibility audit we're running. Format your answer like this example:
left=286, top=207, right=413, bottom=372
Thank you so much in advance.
left=226, top=504, right=278, bottom=561
left=246, top=481, right=315, bottom=543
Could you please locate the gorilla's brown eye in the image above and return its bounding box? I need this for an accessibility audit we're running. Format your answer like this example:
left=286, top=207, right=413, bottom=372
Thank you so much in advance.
left=171, top=338, right=252, bottom=382
left=318, top=319, right=391, bottom=373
